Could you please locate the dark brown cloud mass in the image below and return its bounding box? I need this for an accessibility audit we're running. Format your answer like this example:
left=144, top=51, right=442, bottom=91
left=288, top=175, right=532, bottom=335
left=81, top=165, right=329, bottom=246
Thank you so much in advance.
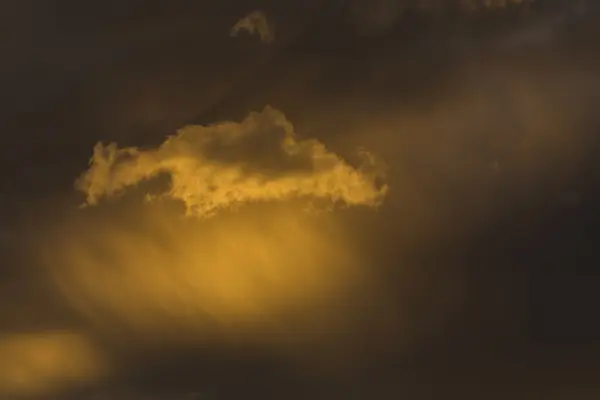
left=1, top=0, right=600, bottom=398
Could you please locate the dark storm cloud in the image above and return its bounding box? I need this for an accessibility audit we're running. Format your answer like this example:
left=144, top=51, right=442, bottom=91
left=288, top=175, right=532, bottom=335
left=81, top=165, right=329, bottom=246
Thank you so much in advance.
left=346, top=0, right=537, bottom=34
left=2, top=0, right=600, bottom=398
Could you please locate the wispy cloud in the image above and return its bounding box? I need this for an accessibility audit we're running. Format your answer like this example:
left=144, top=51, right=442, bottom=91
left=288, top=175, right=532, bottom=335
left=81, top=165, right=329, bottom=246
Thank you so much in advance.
left=230, top=10, right=274, bottom=43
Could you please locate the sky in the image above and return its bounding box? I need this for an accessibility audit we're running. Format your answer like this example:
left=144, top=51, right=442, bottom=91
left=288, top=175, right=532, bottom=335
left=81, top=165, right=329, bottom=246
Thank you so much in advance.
left=1, top=0, right=600, bottom=398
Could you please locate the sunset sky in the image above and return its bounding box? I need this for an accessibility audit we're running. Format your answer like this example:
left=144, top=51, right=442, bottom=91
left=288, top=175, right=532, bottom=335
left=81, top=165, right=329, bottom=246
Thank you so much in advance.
left=1, top=1, right=600, bottom=398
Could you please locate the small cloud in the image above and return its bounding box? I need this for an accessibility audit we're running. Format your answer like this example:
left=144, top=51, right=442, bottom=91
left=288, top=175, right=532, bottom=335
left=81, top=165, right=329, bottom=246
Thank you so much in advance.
left=230, top=10, right=274, bottom=43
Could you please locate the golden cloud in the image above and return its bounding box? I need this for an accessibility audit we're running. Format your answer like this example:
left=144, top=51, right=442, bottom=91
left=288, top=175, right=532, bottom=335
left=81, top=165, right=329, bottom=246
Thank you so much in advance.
left=76, top=106, right=387, bottom=218
left=36, top=107, right=387, bottom=357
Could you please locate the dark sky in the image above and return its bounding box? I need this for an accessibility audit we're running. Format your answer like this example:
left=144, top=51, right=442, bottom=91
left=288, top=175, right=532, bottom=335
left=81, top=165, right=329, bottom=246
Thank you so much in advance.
left=1, top=1, right=600, bottom=399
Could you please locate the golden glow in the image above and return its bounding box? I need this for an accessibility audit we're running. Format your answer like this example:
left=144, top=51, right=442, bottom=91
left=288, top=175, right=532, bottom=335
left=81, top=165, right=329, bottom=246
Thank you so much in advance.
left=0, top=332, right=105, bottom=397
left=40, top=204, right=364, bottom=352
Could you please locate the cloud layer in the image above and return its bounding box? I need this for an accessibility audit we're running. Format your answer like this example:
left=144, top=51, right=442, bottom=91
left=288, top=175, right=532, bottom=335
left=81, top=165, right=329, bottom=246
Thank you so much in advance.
left=348, top=0, right=537, bottom=34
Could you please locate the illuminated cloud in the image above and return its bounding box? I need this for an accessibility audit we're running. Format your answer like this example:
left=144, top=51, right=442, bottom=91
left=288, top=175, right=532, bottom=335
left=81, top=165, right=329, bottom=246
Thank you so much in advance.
left=230, top=10, right=274, bottom=43
left=0, top=331, right=105, bottom=397
left=76, top=106, right=387, bottom=218
left=33, top=106, right=389, bottom=360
